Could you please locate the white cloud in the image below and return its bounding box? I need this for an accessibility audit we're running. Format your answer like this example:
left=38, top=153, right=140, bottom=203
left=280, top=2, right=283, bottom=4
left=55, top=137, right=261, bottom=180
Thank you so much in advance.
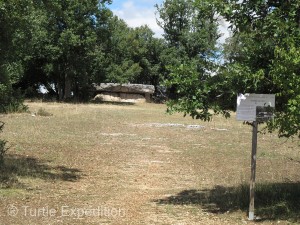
left=112, top=1, right=164, bottom=38
left=111, top=1, right=231, bottom=42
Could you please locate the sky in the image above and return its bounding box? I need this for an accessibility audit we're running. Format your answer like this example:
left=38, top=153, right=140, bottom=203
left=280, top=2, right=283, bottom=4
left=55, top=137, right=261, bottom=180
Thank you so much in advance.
left=108, top=0, right=164, bottom=38
left=108, top=0, right=231, bottom=42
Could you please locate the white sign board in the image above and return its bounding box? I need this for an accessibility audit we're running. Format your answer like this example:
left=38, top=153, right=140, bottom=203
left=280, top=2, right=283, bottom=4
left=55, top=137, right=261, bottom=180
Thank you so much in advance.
left=236, top=94, right=275, bottom=121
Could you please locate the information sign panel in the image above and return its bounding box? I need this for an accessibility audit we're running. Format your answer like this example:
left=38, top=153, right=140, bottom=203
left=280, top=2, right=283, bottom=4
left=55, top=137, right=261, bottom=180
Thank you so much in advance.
left=236, top=94, right=275, bottom=121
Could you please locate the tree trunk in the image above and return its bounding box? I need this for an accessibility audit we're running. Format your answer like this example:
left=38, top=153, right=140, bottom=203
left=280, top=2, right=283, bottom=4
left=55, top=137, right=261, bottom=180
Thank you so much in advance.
left=57, top=82, right=64, bottom=101
left=64, top=74, right=72, bottom=100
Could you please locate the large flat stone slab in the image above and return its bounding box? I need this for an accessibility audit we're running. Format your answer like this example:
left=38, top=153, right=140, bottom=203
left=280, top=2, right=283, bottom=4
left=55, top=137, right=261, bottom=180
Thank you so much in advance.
left=94, top=92, right=146, bottom=103
left=93, top=83, right=155, bottom=94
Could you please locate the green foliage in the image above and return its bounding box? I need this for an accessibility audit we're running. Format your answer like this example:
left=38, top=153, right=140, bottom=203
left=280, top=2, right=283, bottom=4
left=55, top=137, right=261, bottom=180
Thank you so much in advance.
left=91, top=15, right=166, bottom=85
left=156, top=0, right=219, bottom=60
left=0, top=1, right=29, bottom=112
left=133, top=26, right=166, bottom=86
left=30, top=0, right=108, bottom=100
left=220, top=1, right=300, bottom=138
left=165, top=62, right=230, bottom=121
left=157, top=0, right=226, bottom=119
left=1, top=0, right=164, bottom=102
left=0, top=139, right=7, bottom=166
left=268, top=45, right=300, bottom=138
left=106, top=61, right=142, bottom=84
left=0, top=62, right=28, bottom=113
left=0, top=81, right=27, bottom=114
left=159, top=0, right=300, bottom=138
left=1, top=0, right=113, bottom=101
left=0, top=122, right=8, bottom=166
left=3, top=0, right=297, bottom=138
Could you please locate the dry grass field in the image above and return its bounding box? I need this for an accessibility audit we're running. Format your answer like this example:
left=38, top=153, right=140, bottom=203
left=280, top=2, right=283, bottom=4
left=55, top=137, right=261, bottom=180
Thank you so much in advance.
left=0, top=102, right=299, bottom=224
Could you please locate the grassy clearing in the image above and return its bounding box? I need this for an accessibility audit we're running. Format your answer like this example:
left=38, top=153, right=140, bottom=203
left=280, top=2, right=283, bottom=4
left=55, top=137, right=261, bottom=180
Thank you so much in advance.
left=0, top=102, right=299, bottom=224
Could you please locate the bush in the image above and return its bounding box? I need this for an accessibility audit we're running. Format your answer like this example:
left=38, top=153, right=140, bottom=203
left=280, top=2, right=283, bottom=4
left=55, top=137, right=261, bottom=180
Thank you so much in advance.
left=0, top=122, right=8, bottom=167
left=36, top=108, right=53, bottom=117
left=0, top=84, right=28, bottom=113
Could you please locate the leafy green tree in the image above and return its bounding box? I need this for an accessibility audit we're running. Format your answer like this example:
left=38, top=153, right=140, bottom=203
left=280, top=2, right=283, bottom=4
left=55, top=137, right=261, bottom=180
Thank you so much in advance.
left=97, top=17, right=166, bottom=86
left=2, top=0, right=165, bottom=102
left=14, top=0, right=112, bottom=101
left=99, top=16, right=142, bottom=83
left=0, top=0, right=31, bottom=112
left=219, top=0, right=300, bottom=138
left=156, top=0, right=220, bottom=60
left=132, top=26, right=166, bottom=86
left=160, top=0, right=300, bottom=138
left=156, top=0, right=222, bottom=119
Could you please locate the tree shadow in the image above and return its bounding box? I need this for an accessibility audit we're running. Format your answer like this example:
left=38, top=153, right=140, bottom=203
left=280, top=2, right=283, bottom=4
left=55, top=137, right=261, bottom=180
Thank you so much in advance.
left=155, top=182, right=300, bottom=222
left=0, top=154, right=82, bottom=189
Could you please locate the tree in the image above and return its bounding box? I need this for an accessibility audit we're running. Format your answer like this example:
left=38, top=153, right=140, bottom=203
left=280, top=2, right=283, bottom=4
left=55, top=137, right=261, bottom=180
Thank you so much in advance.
left=156, top=0, right=220, bottom=60
left=96, top=16, right=166, bottom=86
left=100, top=16, right=142, bottom=83
left=14, top=0, right=112, bottom=101
left=131, top=25, right=166, bottom=86
left=0, top=0, right=31, bottom=112
left=156, top=0, right=223, bottom=120
left=2, top=0, right=165, bottom=101
left=160, top=0, right=300, bottom=138
left=220, top=0, right=300, bottom=138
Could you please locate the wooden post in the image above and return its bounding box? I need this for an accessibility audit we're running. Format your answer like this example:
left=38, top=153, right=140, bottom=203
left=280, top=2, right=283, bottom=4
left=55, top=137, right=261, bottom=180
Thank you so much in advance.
left=249, top=121, right=258, bottom=220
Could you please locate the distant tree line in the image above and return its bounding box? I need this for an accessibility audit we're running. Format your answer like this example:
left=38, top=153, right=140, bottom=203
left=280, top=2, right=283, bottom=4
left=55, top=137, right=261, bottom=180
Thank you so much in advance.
left=1, top=0, right=299, bottom=138
left=0, top=0, right=169, bottom=105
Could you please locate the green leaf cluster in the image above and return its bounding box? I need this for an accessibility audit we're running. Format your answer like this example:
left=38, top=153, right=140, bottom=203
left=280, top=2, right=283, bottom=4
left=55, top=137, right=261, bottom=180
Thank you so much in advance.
left=157, top=0, right=229, bottom=120
left=0, top=121, right=7, bottom=166
left=1, top=0, right=167, bottom=103
left=159, top=0, right=300, bottom=138
left=221, top=0, right=300, bottom=138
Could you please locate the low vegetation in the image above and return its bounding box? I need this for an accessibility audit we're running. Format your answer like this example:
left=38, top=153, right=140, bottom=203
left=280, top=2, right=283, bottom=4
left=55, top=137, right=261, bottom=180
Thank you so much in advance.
left=0, top=102, right=299, bottom=224
left=0, top=121, right=7, bottom=166
left=36, top=108, right=53, bottom=117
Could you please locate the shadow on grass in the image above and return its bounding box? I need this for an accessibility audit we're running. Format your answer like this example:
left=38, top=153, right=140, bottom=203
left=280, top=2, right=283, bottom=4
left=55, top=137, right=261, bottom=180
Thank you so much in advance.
left=0, top=154, right=82, bottom=189
left=155, top=183, right=300, bottom=222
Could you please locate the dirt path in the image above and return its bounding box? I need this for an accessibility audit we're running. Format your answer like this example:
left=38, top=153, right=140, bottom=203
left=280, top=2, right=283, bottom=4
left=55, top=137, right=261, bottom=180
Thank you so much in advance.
left=1, top=103, right=297, bottom=224
left=87, top=124, right=237, bottom=225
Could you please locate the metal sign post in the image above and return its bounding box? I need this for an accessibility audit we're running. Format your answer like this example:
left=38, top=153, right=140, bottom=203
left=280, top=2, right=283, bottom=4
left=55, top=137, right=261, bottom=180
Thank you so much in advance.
left=249, top=121, right=258, bottom=220
left=236, top=93, right=275, bottom=221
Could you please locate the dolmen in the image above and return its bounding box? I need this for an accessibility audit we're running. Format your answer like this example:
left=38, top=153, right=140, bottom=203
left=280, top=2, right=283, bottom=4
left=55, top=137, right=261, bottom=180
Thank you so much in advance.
left=93, top=83, right=155, bottom=103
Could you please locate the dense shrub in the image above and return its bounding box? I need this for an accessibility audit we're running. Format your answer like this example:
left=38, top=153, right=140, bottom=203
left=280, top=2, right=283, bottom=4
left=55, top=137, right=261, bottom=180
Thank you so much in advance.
left=0, top=84, right=28, bottom=113
left=0, top=121, right=7, bottom=166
